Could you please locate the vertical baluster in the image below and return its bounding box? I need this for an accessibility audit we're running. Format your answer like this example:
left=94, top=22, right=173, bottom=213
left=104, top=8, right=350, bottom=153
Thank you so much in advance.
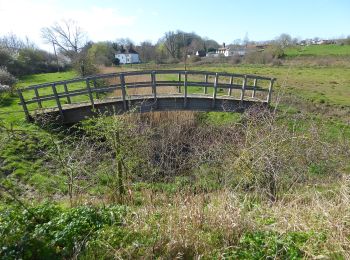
left=34, top=87, right=42, bottom=108
left=212, top=73, right=218, bottom=108
left=178, top=73, right=182, bottom=93
left=240, top=76, right=247, bottom=104
left=93, top=79, right=99, bottom=99
left=151, top=71, right=157, bottom=108
left=252, top=78, right=257, bottom=98
left=228, top=76, right=233, bottom=96
left=204, top=74, right=208, bottom=94
left=183, top=71, right=188, bottom=108
left=52, top=83, right=64, bottom=120
left=86, top=79, right=94, bottom=108
left=17, top=89, right=30, bottom=121
left=267, top=78, right=275, bottom=104
left=63, top=83, right=71, bottom=104
left=120, top=73, right=127, bottom=111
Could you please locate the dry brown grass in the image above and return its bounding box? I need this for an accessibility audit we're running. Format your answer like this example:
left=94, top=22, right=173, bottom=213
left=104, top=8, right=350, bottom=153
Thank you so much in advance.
left=103, top=181, right=350, bottom=258
left=99, top=66, right=179, bottom=97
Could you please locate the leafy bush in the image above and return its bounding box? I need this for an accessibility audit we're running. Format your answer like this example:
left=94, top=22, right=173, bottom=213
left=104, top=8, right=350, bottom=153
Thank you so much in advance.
left=0, top=67, right=17, bottom=87
left=0, top=203, right=128, bottom=259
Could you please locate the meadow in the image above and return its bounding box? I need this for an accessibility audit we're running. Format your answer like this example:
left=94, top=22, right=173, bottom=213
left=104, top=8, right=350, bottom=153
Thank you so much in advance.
left=285, top=44, right=350, bottom=57
left=1, top=50, right=350, bottom=259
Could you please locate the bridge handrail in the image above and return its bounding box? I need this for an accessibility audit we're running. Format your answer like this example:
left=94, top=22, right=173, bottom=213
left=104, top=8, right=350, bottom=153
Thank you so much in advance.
left=17, top=70, right=275, bottom=121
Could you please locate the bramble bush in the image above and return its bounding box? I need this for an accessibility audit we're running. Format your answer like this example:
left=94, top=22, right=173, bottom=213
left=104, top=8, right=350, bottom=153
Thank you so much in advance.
left=0, top=203, right=128, bottom=259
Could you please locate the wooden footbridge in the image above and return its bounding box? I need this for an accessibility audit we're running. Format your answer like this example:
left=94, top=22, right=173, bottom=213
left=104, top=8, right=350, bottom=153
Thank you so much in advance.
left=18, top=70, right=275, bottom=124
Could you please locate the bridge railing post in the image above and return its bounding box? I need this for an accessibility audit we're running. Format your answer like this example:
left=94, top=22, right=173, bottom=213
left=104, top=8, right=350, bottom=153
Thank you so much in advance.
left=63, top=83, right=71, bottom=104
left=120, top=73, right=127, bottom=111
left=17, top=89, right=30, bottom=122
left=212, top=73, right=218, bottom=108
left=86, top=79, right=95, bottom=108
left=93, top=79, right=99, bottom=100
left=251, top=78, right=257, bottom=98
left=151, top=71, right=157, bottom=108
left=240, top=75, right=247, bottom=104
left=267, top=78, right=275, bottom=104
left=204, top=74, right=208, bottom=94
left=184, top=71, right=188, bottom=108
left=51, top=83, right=64, bottom=121
left=33, top=87, right=42, bottom=108
left=228, top=76, right=233, bottom=96
left=178, top=73, right=182, bottom=93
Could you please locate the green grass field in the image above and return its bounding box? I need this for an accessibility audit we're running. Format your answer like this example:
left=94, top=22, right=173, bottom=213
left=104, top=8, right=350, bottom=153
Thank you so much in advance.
left=285, top=44, right=350, bottom=57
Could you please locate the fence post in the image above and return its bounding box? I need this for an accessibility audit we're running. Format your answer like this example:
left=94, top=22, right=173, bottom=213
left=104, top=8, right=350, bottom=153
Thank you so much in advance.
left=184, top=71, right=188, bottom=108
left=267, top=78, right=275, bottom=104
left=204, top=74, right=208, bottom=94
left=251, top=78, right=257, bottom=98
left=17, top=89, right=30, bottom=121
left=86, top=79, right=94, bottom=108
left=63, top=83, right=71, bottom=104
left=151, top=71, right=157, bottom=108
left=240, top=75, right=247, bottom=104
left=212, top=73, right=218, bottom=109
left=178, top=73, right=182, bottom=93
left=51, top=83, right=64, bottom=121
left=33, top=87, right=42, bottom=108
left=228, top=76, right=233, bottom=96
left=120, top=73, right=127, bottom=111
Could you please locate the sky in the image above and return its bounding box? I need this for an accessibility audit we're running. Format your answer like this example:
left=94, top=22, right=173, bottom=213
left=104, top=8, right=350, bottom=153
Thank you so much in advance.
left=0, top=0, right=349, bottom=51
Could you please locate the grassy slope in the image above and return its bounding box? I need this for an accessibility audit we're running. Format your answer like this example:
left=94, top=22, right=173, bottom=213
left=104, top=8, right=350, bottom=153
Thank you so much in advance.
left=186, top=64, right=350, bottom=107
left=0, top=71, right=78, bottom=126
left=1, top=62, right=349, bottom=128
left=285, top=44, right=350, bottom=57
left=1, top=53, right=350, bottom=258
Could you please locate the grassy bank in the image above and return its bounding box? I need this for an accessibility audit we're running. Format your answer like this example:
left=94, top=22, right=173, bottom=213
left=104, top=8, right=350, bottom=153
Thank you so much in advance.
left=1, top=58, right=350, bottom=258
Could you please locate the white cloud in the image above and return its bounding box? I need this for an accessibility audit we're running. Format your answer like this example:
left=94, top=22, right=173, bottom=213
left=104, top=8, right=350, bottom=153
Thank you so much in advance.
left=0, top=0, right=137, bottom=51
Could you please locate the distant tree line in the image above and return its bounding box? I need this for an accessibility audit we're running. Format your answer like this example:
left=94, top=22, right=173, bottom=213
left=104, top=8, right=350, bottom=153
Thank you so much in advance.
left=1, top=19, right=350, bottom=87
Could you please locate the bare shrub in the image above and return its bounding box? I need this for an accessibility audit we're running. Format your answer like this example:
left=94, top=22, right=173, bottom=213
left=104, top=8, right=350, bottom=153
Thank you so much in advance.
left=229, top=54, right=242, bottom=64
left=46, top=134, right=101, bottom=206
left=225, top=107, right=348, bottom=201
left=0, top=67, right=17, bottom=88
left=244, top=51, right=274, bottom=64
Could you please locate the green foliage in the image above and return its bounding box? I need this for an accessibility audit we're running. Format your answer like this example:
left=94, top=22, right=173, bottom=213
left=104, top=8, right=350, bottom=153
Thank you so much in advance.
left=0, top=203, right=128, bottom=259
left=285, top=44, right=350, bottom=57
left=88, top=42, right=115, bottom=66
left=223, top=231, right=310, bottom=259
left=196, top=111, right=242, bottom=126
left=0, top=131, right=51, bottom=178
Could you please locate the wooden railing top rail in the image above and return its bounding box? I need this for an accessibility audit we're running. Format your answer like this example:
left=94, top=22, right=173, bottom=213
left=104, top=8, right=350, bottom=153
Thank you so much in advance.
left=18, top=70, right=276, bottom=122
left=21, top=70, right=276, bottom=91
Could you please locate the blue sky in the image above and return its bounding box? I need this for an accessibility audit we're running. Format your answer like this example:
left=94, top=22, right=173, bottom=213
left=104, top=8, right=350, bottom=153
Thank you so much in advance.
left=0, top=0, right=349, bottom=50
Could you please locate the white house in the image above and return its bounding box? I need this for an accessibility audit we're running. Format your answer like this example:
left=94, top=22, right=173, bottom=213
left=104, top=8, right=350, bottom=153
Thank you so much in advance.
left=115, top=53, right=141, bottom=64
left=216, top=43, right=246, bottom=57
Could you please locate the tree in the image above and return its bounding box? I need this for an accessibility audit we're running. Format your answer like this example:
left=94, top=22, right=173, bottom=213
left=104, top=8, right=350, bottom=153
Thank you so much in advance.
left=276, top=33, right=293, bottom=48
left=163, top=31, right=179, bottom=58
left=88, top=42, right=115, bottom=66
left=136, top=41, right=157, bottom=63
left=0, top=33, right=34, bottom=54
left=114, top=38, right=134, bottom=54
left=41, top=20, right=87, bottom=59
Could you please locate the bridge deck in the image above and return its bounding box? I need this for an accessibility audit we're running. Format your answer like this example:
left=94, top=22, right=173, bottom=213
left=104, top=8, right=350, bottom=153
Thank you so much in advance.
left=17, top=70, right=275, bottom=124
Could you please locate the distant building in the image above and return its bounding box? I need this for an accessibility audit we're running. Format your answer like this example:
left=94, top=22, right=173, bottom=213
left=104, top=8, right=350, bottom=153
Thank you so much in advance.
left=212, top=43, right=247, bottom=57
left=195, top=50, right=206, bottom=57
left=115, top=52, right=141, bottom=64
